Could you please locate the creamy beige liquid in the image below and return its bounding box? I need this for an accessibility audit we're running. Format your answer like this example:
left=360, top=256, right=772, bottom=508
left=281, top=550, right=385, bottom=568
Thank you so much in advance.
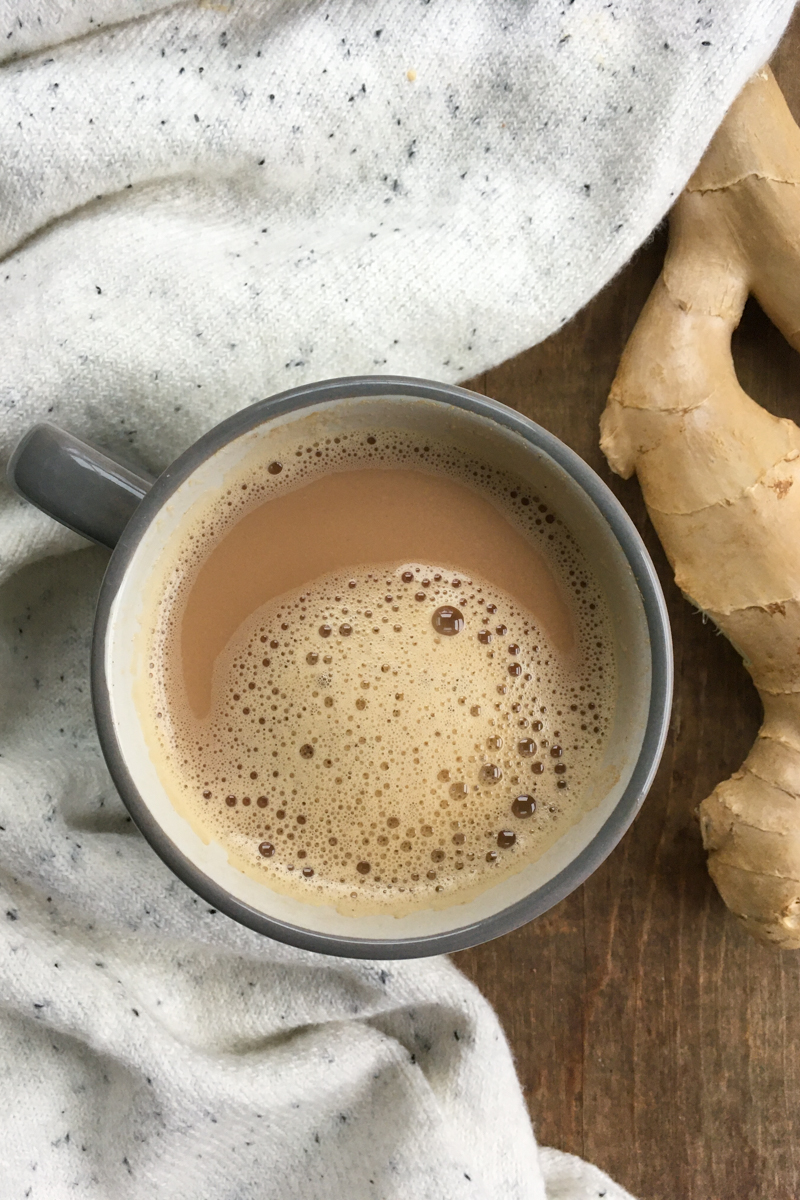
left=141, top=428, right=614, bottom=915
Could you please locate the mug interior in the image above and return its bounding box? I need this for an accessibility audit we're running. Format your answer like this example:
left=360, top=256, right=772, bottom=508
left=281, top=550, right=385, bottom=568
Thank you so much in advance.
left=100, top=385, right=664, bottom=954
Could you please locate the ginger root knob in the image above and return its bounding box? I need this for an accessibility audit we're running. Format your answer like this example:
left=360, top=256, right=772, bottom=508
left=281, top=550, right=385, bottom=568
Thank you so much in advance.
left=601, top=66, right=800, bottom=947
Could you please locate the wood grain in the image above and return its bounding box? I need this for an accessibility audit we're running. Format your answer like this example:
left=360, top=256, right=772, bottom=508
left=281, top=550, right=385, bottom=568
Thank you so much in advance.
left=454, top=15, right=800, bottom=1199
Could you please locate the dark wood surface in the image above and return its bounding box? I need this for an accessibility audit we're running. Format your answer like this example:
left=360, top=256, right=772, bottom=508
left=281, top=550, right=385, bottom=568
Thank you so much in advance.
left=454, top=16, right=800, bottom=1200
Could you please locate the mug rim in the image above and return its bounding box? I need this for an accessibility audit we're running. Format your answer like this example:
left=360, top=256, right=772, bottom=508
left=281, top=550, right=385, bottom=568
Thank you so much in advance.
left=91, top=374, right=672, bottom=959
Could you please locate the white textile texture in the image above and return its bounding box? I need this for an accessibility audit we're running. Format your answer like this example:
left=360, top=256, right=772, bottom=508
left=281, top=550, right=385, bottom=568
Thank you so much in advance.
left=0, top=1, right=792, bottom=1197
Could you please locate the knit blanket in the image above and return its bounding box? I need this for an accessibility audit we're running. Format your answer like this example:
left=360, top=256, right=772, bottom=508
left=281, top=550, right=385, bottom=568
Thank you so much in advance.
left=0, top=2, right=792, bottom=1196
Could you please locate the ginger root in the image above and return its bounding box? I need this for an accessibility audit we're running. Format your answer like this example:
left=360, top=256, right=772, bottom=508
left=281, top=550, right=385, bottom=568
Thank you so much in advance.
left=601, top=66, right=800, bottom=948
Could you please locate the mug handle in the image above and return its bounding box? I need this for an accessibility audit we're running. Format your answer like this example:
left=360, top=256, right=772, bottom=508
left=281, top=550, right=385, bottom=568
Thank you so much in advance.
left=7, top=423, right=156, bottom=549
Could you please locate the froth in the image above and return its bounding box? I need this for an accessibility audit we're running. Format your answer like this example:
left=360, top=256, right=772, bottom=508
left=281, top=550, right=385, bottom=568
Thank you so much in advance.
left=141, top=425, right=615, bottom=916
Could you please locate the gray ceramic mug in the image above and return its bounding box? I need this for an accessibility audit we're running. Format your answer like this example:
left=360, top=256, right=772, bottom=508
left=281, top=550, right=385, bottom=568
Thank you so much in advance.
left=8, top=376, right=672, bottom=958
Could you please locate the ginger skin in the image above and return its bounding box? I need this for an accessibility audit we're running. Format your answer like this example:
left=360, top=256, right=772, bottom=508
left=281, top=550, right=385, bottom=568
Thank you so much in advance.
left=601, top=67, right=800, bottom=948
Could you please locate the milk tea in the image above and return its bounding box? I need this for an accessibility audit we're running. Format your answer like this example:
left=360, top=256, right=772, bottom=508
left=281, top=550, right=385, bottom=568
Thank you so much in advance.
left=138, top=427, right=614, bottom=916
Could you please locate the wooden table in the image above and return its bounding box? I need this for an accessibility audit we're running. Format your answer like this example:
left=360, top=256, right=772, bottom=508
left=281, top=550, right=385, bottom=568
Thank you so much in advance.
left=455, top=17, right=800, bottom=1199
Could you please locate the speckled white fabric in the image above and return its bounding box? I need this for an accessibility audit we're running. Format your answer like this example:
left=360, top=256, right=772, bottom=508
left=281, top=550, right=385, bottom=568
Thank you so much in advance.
left=0, top=1, right=792, bottom=1197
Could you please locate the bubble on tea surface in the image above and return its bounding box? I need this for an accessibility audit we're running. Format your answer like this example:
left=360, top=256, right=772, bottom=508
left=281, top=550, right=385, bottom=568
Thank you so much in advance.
left=432, top=606, right=464, bottom=636
left=512, top=794, right=536, bottom=818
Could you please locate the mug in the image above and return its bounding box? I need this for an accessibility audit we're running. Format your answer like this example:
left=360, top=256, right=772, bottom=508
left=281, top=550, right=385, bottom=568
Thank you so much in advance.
left=8, top=376, right=672, bottom=958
